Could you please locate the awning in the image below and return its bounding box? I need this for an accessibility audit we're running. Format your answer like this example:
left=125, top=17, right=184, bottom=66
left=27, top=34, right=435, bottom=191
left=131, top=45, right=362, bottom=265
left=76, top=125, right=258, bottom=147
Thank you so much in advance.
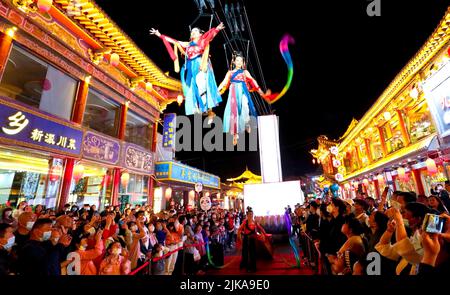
left=343, top=134, right=439, bottom=181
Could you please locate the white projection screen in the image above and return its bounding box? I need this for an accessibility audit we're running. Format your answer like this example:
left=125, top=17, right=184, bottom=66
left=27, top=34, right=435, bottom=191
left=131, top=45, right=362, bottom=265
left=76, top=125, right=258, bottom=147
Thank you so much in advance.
left=244, top=181, right=305, bottom=216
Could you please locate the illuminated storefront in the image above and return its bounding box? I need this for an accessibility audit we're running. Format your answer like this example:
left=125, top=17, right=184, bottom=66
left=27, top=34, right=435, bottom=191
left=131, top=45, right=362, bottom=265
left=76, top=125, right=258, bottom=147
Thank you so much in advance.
left=0, top=0, right=182, bottom=210
left=154, top=161, right=221, bottom=212
left=311, top=8, right=450, bottom=198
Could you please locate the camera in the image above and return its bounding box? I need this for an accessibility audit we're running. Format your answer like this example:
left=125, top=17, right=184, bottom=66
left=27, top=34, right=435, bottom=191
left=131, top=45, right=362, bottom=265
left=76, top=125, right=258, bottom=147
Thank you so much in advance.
left=422, top=213, right=446, bottom=234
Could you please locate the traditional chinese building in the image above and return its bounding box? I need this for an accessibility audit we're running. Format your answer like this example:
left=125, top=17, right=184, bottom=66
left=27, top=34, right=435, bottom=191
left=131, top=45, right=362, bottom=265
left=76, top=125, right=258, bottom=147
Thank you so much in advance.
left=311, top=6, right=450, bottom=199
left=0, top=0, right=183, bottom=211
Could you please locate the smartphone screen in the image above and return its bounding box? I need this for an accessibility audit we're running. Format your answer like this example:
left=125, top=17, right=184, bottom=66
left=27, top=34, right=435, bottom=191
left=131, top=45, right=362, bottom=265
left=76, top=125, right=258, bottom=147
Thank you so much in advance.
left=423, top=214, right=445, bottom=234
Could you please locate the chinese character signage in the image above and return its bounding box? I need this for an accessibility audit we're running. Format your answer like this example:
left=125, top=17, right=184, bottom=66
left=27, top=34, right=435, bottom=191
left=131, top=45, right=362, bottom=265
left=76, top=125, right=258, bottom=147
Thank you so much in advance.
left=162, top=113, right=176, bottom=148
left=82, top=131, right=121, bottom=165
left=155, top=161, right=220, bottom=189
left=121, top=143, right=155, bottom=174
left=0, top=100, right=83, bottom=156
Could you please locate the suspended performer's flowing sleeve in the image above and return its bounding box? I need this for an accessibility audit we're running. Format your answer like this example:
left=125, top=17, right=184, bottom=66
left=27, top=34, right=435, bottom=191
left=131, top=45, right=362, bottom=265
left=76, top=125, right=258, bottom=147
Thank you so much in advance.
left=244, top=70, right=262, bottom=93
left=159, top=34, right=188, bottom=61
left=199, top=27, right=220, bottom=48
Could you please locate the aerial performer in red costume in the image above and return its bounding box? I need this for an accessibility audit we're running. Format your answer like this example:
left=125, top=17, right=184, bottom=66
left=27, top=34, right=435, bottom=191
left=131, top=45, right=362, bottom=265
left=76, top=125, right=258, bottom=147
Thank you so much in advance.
left=217, top=52, right=268, bottom=145
left=150, top=23, right=225, bottom=123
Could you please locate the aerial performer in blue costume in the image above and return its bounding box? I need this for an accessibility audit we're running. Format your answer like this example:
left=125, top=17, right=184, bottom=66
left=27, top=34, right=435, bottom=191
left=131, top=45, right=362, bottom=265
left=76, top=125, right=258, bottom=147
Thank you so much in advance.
left=150, top=23, right=225, bottom=123
left=217, top=52, right=268, bottom=145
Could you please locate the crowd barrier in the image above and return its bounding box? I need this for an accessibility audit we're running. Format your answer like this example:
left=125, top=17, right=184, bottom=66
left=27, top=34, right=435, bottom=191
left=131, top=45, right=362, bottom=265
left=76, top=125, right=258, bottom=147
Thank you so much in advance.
left=299, top=231, right=322, bottom=274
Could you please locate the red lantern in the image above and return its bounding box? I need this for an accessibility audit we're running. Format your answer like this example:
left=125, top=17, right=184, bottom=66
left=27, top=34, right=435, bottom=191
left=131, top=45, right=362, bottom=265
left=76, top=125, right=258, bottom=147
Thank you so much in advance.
left=49, top=165, right=62, bottom=182
left=397, top=167, right=406, bottom=181
left=377, top=174, right=385, bottom=185
left=121, top=172, right=130, bottom=187
left=110, top=53, right=120, bottom=67
left=37, top=0, right=53, bottom=12
left=426, top=158, right=438, bottom=176
left=73, top=164, right=84, bottom=182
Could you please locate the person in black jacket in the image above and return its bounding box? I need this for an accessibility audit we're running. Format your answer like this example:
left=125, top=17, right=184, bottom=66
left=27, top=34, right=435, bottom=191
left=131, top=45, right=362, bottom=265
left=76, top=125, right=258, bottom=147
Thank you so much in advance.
left=0, top=224, right=15, bottom=275
left=17, top=218, right=71, bottom=275
left=305, top=201, right=320, bottom=240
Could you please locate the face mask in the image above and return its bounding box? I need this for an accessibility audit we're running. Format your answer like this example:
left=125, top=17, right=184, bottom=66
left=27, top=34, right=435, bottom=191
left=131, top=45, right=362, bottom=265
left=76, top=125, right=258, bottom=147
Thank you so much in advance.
left=88, top=227, right=96, bottom=236
left=42, top=231, right=52, bottom=241
left=112, top=248, right=121, bottom=255
left=3, top=236, right=15, bottom=250
left=130, top=225, right=138, bottom=231
left=410, top=231, right=424, bottom=258
left=26, top=221, right=35, bottom=231
left=149, top=225, right=155, bottom=232
left=79, top=245, right=87, bottom=251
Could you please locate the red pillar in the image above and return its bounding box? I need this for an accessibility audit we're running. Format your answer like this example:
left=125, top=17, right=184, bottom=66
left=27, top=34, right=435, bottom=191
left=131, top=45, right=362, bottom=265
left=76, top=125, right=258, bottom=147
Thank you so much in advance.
left=412, top=169, right=425, bottom=195
left=57, top=159, right=75, bottom=210
left=149, top=121, right=158, bottom=206
left=112, top=102, right=129, bottom=206
left=72, top=80, right=90, bottom=124
left=0, top=32, right=13, bottom=79
left=58, top=80, right=90, bottom=211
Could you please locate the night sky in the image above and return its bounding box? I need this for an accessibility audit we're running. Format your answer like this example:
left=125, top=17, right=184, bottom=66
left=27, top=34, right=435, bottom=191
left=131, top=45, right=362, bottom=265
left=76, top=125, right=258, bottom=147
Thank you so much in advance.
left=95, top=0, right=450, bottom=180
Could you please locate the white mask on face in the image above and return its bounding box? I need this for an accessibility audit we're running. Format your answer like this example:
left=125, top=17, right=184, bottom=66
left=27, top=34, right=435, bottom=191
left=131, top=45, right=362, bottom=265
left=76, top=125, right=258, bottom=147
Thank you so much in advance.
left=26, top=221, right=35, bottom=231
left=3, top=236, right=15, bottom=251
left=130, top=225, right=138, bottom=231
left=149, top=225, right=155, bottom=232
left=42, top=231, right=52, bottom=241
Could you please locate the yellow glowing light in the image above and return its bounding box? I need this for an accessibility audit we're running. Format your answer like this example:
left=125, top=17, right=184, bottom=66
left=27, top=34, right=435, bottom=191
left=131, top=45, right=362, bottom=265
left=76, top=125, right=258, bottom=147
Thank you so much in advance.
left=84, top=75, right=92, bottom=84
left=6, top=27, right=17, bottom=38
left=383, top=111, right=391, bottom=121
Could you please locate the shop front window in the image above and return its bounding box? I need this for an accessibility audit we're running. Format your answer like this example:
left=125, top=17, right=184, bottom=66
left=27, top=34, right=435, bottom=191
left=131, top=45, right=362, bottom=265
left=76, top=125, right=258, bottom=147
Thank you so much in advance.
left=83, top=89, right=120, bottom=138
left=350, top=148, right=360, bottom=171
left=119, top=174, right=149, bottom=206
left=68, top=164, right=113, bottom=210
left=382, top=114, right=405, bottom=154
left=394, top=172, right=418, bottom=192
left=357, top=142, right=369, bottom=168
left=0, top=45, right=77, bottom=120
left=402, top=102, right=435, bottom=144
left=125, top=111, right=153, bottom=150
left=0, top=147, right=63, bottom=210
left=370, top=133, right=384, bottom=162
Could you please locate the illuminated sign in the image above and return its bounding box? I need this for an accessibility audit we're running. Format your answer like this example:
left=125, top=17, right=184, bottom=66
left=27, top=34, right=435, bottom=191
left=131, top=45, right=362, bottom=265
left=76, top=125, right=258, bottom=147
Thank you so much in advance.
left=0, top=99, right=83, bottom=156
left=162, top=113, right=176, bottom=148
left=155, top=161, right=220, bottom=189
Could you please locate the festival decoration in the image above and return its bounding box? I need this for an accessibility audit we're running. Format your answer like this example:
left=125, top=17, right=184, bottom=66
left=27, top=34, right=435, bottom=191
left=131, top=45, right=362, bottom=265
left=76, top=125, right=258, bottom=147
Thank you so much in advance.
left=383, top=111, right=391, bottom=121
left=344, top=183, right=351, bottom=190
left=333, top=159, right=341, bottom=168
left=377, top=174, right=385, bottom=185
left=363, top=178, right=369, bottom=187
left=353, top=181, right=359, bottom=189
left=397, top=167, right=406, bottom=181
left=262, top=34, right=295, bottom=104
left=164, top=187, right=172, bottom=200
left=426, top=158, right=438, bottom=175
left=49, top=165, right=62, bottom=182
left=330, top=146, right=339, bottom=156
left=73, top=164, right=84, bottom=182
left=110, top=53, right=120, bottom=67
left=37, top=0, right=53, bottom=12
left=335, top=173, right=344, bottom=182
left=121, top=172, right=130, bottom=187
